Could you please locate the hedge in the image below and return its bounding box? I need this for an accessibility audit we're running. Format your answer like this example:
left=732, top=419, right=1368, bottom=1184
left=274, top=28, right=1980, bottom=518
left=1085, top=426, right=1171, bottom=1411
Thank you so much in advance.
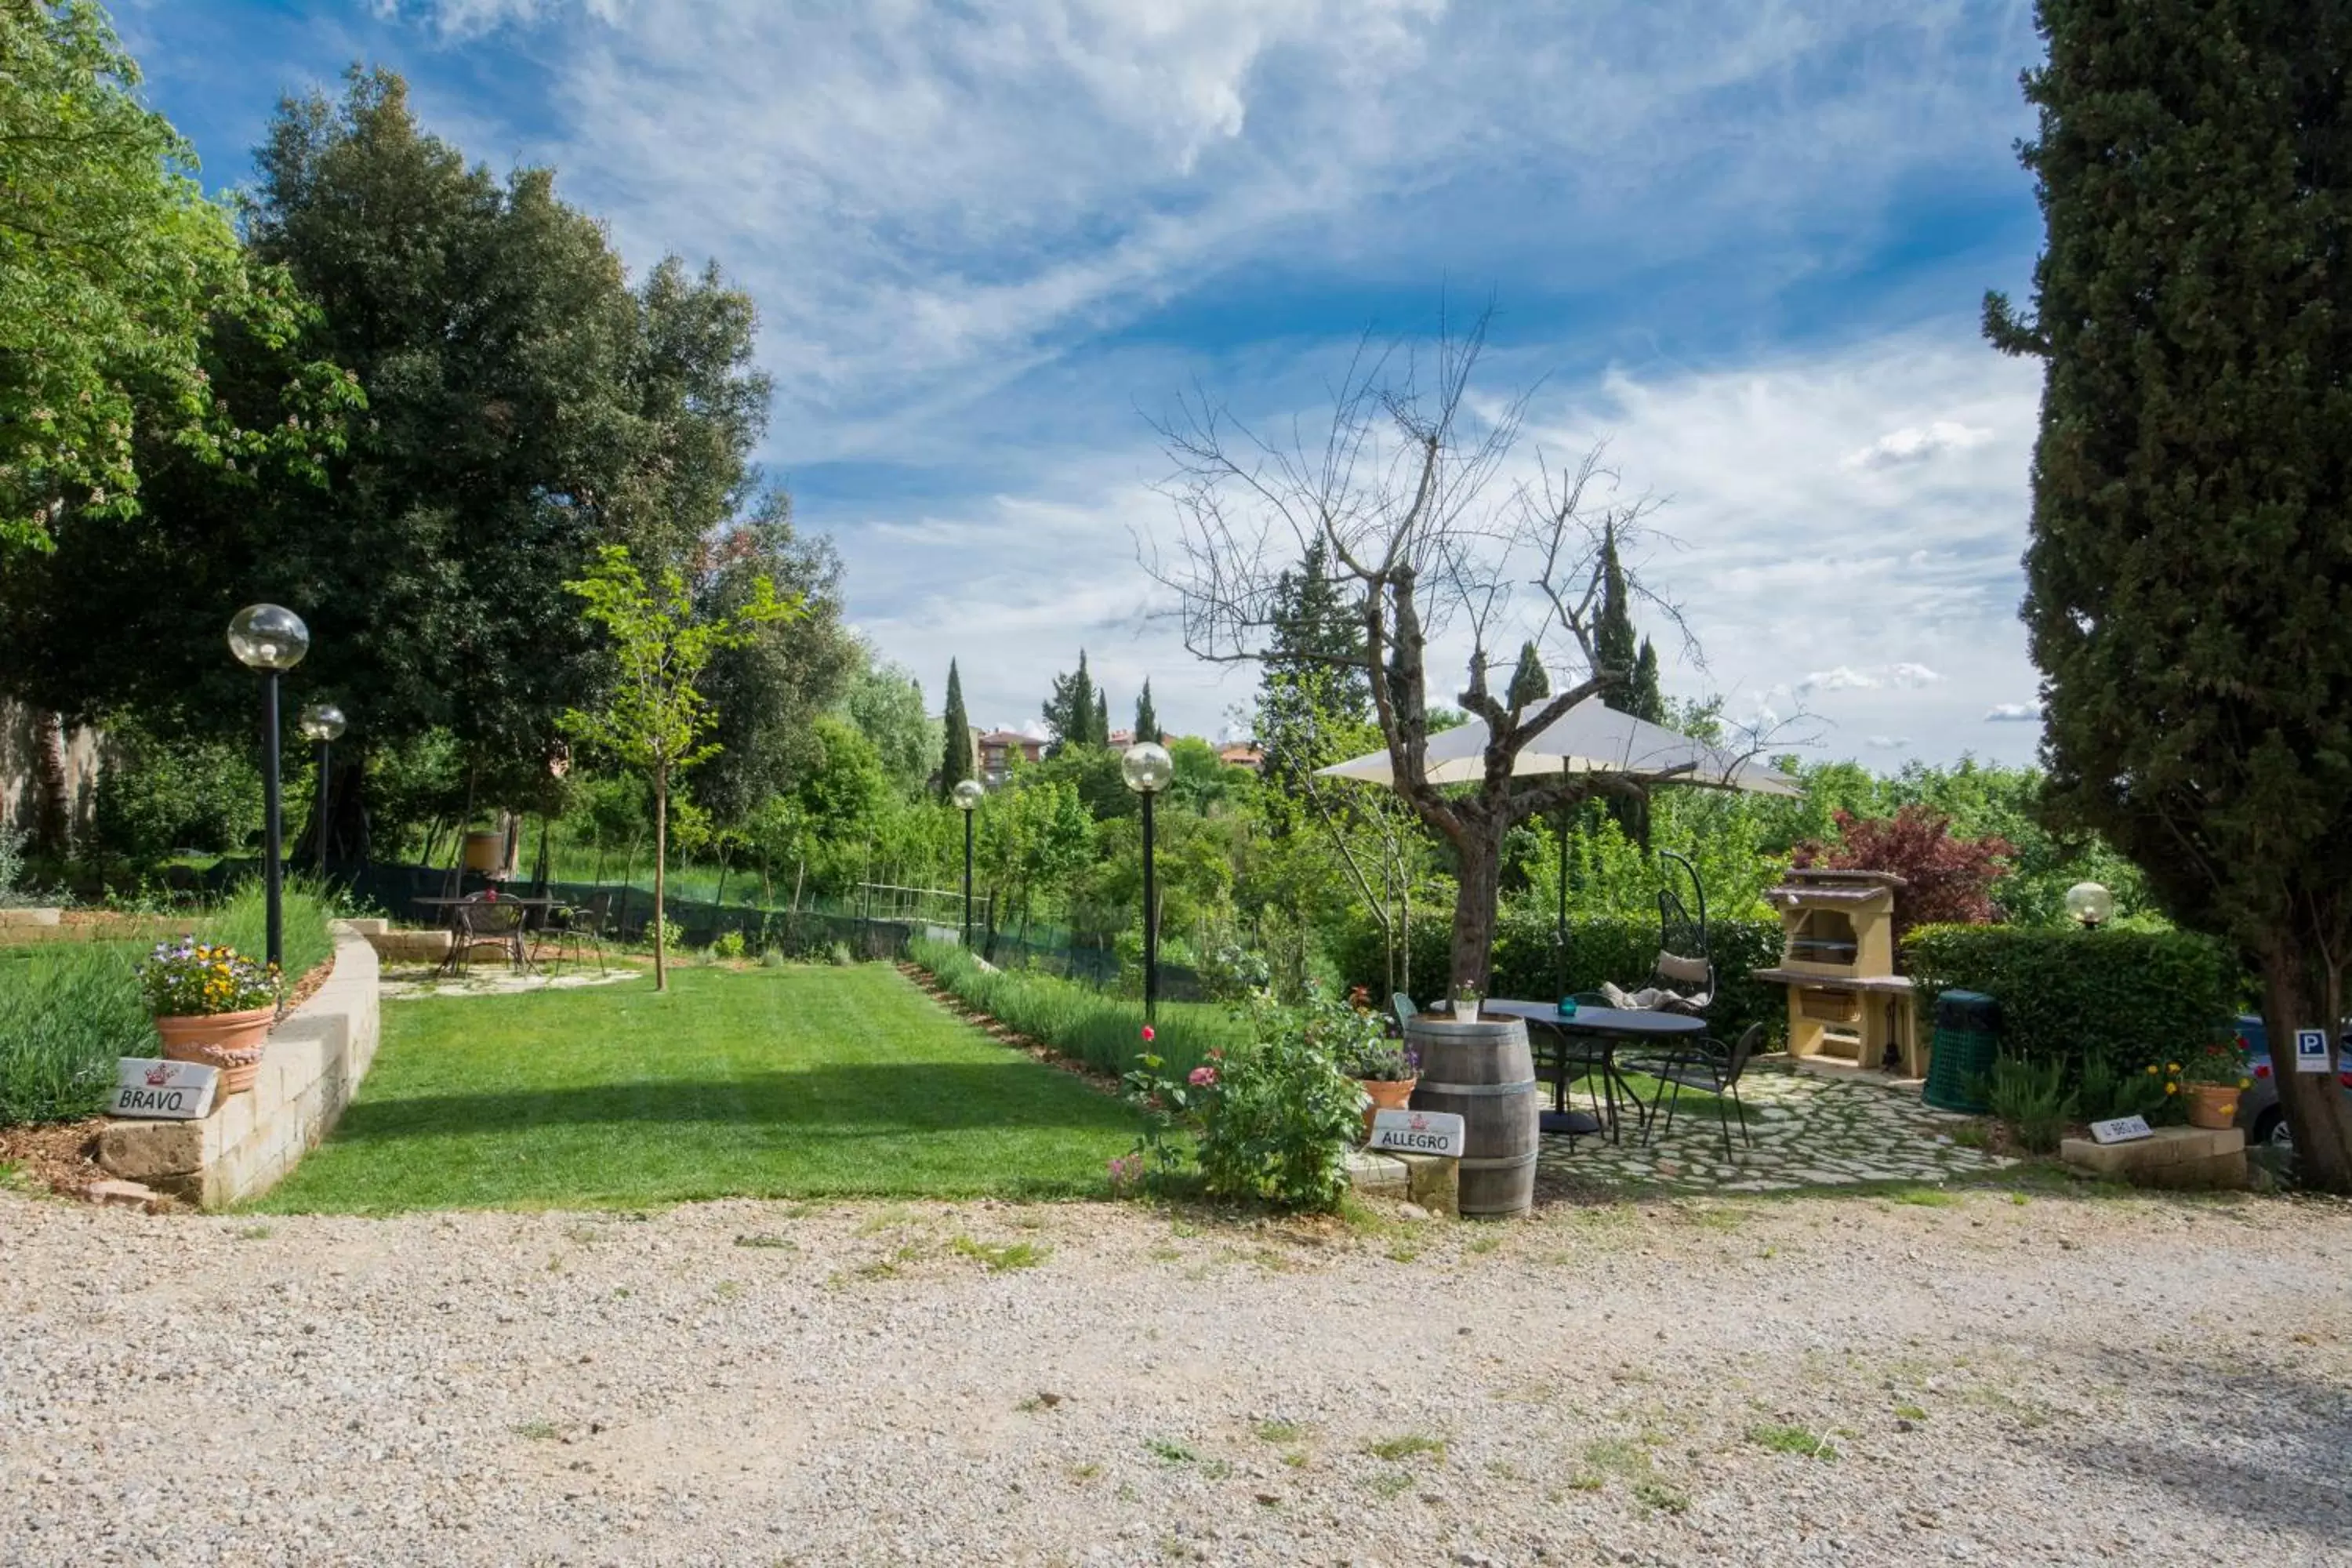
left=1329, top=907, right=1788, bottom=1048
left=909, top=937, right=1241, bottom=1080
left=1901, top=923, right=2244, bottom=1069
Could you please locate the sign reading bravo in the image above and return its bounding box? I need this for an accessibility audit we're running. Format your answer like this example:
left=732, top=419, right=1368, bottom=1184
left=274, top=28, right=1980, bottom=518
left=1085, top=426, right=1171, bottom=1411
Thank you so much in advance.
left=109, top=1058, right=218, bottom=1120
left=1368, top=1108, right=1465, bottom=1159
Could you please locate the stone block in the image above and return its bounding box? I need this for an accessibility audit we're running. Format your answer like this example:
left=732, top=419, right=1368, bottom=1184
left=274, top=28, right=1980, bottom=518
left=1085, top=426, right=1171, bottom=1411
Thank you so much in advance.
left=341, top=918, right=390, bottom=936
left=2062, top=1126, right=2246, bottom=1189
left=1346, top=1149, right=1409, bottom=1197
left=96, top=1120, right=205, bottom=1181
left=365, top=928, right=452, bottom=963
left=1395, top=1152, right=1459, bottom=1218
left=80, top=1178, right=164, bottom=1212
left=0, top=907, right=62, bottom=927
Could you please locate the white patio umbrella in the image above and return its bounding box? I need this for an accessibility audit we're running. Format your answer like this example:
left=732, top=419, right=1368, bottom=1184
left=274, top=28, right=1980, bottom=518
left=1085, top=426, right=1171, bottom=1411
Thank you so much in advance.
left=1315, top=699, right=1799, bottom=1007
left=1311, top=700, right=1801, bottom=797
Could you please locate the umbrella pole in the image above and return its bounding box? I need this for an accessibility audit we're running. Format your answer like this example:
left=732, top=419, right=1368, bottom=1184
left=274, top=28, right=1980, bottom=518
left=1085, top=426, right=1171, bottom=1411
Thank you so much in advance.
left=1555, top=796, right=1570, bottom=1000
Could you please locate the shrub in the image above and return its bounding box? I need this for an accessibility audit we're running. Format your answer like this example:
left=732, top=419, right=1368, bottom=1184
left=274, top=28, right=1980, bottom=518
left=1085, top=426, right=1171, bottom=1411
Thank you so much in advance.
left=2078, top=1048, right=2176, bottom=1124
left=713, top=930, right=746, bottom=960
left=1126, top=1000, right=1363, bottom=1212
left=1904, top=924, right=2241, bottom=1073
left=913, top=936, right=1239, bottom=1078
left=1985, top=1054, right=2075, bottom=1153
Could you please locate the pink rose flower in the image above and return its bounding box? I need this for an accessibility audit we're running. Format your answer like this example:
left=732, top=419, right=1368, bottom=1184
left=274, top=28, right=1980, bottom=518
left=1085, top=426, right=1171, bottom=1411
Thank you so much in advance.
left=1188, top=1065, right=1218, bottom=1087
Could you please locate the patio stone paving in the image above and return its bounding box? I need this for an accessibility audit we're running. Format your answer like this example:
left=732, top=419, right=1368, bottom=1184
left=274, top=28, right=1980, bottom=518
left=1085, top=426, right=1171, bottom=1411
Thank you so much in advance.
left=1537, top=1058, right=2013, bottom=1193
left=379, top=963, right=644, bottom=1001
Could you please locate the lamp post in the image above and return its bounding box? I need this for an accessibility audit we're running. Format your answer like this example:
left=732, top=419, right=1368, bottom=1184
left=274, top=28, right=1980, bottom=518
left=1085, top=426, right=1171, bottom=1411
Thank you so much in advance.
left=1120, top=741, right=1174, bottom=1023
left=298, top=702, right=347, bottom=880
left=2064, top=881, right=2114, bottom=931
left=952, top=778, right=985, bottom=947
left=227, top=604, right=310, bottom=972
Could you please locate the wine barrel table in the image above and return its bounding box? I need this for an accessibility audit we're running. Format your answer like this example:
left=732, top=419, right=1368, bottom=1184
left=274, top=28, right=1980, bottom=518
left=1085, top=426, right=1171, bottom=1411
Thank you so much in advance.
left=1404, top=1011, right=1539, bottom=1218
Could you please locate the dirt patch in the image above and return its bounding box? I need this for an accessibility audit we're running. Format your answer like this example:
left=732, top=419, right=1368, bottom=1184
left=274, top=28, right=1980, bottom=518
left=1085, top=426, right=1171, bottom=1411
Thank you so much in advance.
left=0, top=1118, right=106, bottom=1196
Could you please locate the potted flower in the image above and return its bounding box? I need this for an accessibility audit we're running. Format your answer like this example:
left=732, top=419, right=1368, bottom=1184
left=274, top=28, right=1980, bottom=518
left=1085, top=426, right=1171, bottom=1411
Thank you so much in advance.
left=138, top=938, right=281, bottom=1096
left=2178, top=1036, right=2252, bottom=1130
left=1339, top=1036, right=1420, bottom=1142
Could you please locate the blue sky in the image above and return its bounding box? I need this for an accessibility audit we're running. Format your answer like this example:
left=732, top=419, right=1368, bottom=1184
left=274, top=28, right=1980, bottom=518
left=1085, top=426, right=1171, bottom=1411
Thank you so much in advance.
left=118, top=0, right=2053, bottom=764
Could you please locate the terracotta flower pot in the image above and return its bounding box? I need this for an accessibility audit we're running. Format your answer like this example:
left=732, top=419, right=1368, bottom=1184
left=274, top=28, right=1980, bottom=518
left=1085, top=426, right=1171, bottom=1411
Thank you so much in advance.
left=2185, top=1083, right=2238, bottom=1131
left=154, top=1007, right=275, bottom=1097
left=1359, top=1076, right=1417, bottom=1142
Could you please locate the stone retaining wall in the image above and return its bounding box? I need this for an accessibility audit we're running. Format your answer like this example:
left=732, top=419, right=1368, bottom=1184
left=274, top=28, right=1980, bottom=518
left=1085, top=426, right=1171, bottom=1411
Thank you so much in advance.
left=98, top=921, right=381, bottom=1207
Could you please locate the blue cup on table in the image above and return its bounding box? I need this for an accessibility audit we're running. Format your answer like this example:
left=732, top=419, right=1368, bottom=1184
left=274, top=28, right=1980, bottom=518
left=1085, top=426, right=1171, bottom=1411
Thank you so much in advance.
left=1557, top=996, right=1578, bottom=1018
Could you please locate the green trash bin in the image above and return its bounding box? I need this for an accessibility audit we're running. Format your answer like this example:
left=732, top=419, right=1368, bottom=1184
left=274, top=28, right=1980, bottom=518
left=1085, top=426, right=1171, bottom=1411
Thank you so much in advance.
left=1922, top=989, right=2000, bottom=1113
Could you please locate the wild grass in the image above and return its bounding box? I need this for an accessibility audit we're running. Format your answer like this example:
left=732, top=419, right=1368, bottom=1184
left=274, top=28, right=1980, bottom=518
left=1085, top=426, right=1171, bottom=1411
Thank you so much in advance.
left=911, top=936, right=1244, bottom=1079
left=0, top=882, right=334, bottom=1127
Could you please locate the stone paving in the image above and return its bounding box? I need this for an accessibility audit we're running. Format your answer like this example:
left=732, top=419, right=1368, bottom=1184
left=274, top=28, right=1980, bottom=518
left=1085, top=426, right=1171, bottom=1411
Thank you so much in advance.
left=379, top=962, right=644, bottom=1001
left=1536, top=1058, right=2013, bottom=1193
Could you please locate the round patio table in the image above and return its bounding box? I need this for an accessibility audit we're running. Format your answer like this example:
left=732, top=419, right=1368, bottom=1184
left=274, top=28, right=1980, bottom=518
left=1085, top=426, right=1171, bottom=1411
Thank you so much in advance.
left=1484, top=1000, right=1705, bottom=1142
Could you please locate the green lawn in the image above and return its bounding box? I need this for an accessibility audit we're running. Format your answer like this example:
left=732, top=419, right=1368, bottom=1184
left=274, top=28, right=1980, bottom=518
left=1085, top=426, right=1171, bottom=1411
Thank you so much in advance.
left=256, top=963, right=1138, bottom=1213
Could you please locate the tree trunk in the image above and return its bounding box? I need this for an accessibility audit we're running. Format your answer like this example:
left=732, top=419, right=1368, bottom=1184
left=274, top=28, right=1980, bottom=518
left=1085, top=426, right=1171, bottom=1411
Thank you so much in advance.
left=652, top=764, right=669, bottom=993
left=1449, top=828, right=1503, bottom=998
left=2259, top=941, right=2352, bottom=1192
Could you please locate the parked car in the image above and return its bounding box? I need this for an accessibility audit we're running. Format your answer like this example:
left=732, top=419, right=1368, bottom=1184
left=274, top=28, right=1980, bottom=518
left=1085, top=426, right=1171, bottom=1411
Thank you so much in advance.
left=2231, top=1015, right=2352, bottom=1149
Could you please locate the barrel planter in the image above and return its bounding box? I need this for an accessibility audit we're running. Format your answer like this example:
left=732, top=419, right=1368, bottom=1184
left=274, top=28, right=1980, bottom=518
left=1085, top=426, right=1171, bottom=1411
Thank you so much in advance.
left=1405, top=1011, right=1539, bottom=1219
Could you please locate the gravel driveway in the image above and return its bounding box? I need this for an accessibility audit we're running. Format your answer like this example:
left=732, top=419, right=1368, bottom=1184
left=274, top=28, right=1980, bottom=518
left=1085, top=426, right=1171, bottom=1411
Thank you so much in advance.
left=4, top=1185, right=2347, bottom=1566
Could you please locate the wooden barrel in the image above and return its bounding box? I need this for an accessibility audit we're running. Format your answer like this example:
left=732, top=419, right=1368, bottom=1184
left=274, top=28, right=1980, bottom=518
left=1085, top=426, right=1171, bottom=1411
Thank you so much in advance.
left=1405, top=1012, right=1538, bottom=1219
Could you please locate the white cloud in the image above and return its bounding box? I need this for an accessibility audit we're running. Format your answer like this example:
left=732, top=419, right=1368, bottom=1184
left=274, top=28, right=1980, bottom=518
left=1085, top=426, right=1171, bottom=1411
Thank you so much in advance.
left=1984, top=701, right=2042, bottom=722
left=1842, top=420, right=1994, bottom=470
left=1866, top=735, right=1910, bottom=750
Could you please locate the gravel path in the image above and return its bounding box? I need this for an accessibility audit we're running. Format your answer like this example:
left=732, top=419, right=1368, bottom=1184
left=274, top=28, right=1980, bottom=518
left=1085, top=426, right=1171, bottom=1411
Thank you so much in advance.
left=4, top=1185, right=2348, bottom=1566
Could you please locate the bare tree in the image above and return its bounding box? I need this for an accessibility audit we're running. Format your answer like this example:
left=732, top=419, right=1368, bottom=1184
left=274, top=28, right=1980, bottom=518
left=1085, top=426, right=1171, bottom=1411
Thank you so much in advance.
left=1149, top=315, right=1736, bottom=993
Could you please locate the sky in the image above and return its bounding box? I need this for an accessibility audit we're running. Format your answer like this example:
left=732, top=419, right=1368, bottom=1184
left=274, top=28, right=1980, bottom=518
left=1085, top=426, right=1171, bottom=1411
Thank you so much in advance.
left=118, top=0, right=2054, bottom=765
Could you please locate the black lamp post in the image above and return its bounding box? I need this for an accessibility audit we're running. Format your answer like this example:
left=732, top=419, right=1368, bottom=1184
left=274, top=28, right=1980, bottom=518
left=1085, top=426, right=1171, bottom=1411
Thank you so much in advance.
left=227, top=604, right=310, bottom=973
left=1120, top=741, right=1174, bottom=1023
left=298, top=702, right=347, bottom=880
left=952, top=778, right=985, bottom=947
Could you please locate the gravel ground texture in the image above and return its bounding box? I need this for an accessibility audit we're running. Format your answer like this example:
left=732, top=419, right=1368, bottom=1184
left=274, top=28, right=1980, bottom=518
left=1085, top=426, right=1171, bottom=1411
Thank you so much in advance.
left=4, top=1184, right=2349, bottom=1567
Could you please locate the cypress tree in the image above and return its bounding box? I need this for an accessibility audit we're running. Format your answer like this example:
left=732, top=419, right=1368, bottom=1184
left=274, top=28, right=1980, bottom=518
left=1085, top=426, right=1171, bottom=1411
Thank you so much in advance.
left=1628, top=638, right=1664, bottom=724
left=1093, top=689, right=1110, bottom=747
left=1505, top=641, right=1549, bottom=713
left=938, top=658, right=973, bottom=798
left=1042, top=649, right=1098, bottom=750
left=1593, top=521, right=1639, bottom=708
left=1134, top=679, right=1160, bottom=744
left=1986, top=0, right=2352, bottom=1185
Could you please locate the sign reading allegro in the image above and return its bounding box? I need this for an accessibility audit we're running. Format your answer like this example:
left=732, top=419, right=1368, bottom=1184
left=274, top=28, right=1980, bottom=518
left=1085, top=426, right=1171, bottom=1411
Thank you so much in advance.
left=1368, top=1108, right=1465, bottom=1159
left=109, top=1058, right=218, bottom=1120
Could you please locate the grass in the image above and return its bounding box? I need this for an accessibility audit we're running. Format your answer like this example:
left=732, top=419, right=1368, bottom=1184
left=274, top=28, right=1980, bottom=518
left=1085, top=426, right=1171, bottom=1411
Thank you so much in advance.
left=949, top=1236, right=1046, bottom=1272
left=1747, top=1423, right=1839, bottom=1461
left=254, top=963, right=1138, bottom=1213
left=1365, top=1432, right=1446, bottom=1463
left=0, top=883, right=333, bottom=1127
left=911, top=936, right=1243, bottom=1079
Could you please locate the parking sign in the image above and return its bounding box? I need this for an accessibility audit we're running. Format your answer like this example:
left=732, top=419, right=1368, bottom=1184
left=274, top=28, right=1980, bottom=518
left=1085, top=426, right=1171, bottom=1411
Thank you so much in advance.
left=2293, top=1028, right=2332, bottom=1073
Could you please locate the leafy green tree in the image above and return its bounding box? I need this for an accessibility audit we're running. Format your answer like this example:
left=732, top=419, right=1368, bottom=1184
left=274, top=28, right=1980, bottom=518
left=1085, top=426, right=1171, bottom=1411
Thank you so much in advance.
left=938, top=659, right=974, bottom=799
left=689, top=500, right=858, bottom=826
left=839, top=652, right=932, bottom=798
left=0, top=1, right=354, bottom=554
left=1042, top=649, right=1100, bottom=750
left=1134, top=679, right=1160, bottom=744
left=560, top=545, right=794, bottom=989
left=1985, top=0, right=2352, bottom=1184
left=0, top=68, right=766, bottom=849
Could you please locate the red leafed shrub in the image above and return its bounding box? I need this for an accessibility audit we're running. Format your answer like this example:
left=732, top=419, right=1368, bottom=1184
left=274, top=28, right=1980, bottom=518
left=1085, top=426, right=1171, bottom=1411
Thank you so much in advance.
left=1794, top=805, right=2013, bottom=944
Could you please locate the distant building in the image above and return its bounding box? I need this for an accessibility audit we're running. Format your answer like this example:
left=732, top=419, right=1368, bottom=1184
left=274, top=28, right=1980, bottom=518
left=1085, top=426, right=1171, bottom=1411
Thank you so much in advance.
left=1106, top=728, right=1135, bottom=749
left=976, top=729, right=1045, bottom=783
left=1218, top=742, right=1265, bottom=771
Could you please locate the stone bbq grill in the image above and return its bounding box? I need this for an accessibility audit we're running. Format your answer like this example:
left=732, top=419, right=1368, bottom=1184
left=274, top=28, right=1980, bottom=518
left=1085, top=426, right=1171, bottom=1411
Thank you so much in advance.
left=1751, top=868, right=1925, bottom=1077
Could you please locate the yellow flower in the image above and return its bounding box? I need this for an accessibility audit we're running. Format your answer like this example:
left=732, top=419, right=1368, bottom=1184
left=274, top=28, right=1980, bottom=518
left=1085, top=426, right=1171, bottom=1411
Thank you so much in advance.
left=2166, top=1062, right=2180, bottom=1073
left=2238, top=1077, right=2251, bottom=1090
left=2145, top=1065, right=2158, bottom=1076
left=2165, top=1083, right=2178, bottom=1095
